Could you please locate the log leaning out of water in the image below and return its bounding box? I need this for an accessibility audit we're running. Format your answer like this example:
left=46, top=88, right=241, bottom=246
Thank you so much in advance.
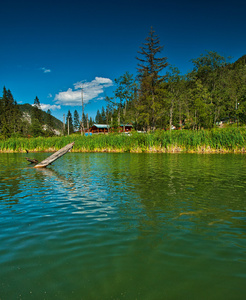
left=34, top=142, right=74, bottom=168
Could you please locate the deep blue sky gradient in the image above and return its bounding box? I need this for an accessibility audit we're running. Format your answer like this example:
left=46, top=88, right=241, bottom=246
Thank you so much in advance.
left=1, top=0, right=245, bottom=121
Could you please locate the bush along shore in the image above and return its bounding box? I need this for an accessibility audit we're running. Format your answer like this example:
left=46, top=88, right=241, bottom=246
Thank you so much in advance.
left=0, top=128, right=246, bottom=154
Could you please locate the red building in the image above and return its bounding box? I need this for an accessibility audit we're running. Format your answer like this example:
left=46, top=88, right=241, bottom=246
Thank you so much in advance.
left=89, top=124, right=133, bottom=133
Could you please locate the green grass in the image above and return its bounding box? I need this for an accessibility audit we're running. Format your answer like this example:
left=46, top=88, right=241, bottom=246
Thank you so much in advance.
left=0, top=128, right=245, bottom=153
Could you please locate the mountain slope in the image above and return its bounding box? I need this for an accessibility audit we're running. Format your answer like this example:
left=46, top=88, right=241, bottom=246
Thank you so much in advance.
left=18, top=103, right=63, bottom=131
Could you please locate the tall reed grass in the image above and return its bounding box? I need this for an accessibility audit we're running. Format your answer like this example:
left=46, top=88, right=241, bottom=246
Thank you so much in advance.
left=0, top=128, right=245, bottom=153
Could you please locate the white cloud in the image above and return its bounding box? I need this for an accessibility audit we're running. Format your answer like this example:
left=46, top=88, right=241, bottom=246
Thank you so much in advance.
left=54, top=77, right=113, bottom=106
left=40, top=104, right=61, bottom=111
left=41, top=67, right=51, bottom=73
left=48, top=93, right=52, bottom=98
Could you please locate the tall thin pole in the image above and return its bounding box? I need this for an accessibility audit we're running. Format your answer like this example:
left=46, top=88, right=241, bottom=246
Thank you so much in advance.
left=63, top=113, right=65, bottom=135
left=86, top=113, right=89, bottom=134
left=81, top=85, right=85, bottom=135
left=68, top=115, right=70, bottom=135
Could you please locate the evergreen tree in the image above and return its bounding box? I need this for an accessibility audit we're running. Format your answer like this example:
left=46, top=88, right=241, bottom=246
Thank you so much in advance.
left=136, top=27, right=168, bottom=130
left=34, top=95, right=41, bottom=108
left=101, top=107, right=106, bottom=124
left=83, top=112, right=87, bottom=128
left=74, top=110, right=80, bottom=131
left=89, top=117, right=93, bottom=127
left=95, top=110, right=101, bottom=124
left=65, top=110, right=73, bottom=134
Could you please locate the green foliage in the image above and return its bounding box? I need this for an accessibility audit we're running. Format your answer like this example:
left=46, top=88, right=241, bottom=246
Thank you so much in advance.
left=30, top=118, right=44, bottom=137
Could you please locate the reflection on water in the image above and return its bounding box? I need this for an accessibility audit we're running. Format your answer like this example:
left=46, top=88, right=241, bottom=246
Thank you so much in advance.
left=0, top=153, right=245, bottom=299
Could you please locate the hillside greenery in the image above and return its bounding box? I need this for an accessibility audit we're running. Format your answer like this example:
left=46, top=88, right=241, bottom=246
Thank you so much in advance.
left=19, top=103, right=63, bottom=131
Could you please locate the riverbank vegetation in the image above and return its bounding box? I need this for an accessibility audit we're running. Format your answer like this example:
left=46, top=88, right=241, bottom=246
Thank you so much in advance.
left=0, top=128, right=245, bottom=153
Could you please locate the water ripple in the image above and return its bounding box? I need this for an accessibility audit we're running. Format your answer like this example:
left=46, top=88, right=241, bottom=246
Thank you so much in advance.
left=0, top=153, right=246, bottom=299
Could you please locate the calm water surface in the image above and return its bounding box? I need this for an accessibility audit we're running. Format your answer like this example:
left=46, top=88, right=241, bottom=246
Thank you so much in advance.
left=0, top=153, right=245, bottom=299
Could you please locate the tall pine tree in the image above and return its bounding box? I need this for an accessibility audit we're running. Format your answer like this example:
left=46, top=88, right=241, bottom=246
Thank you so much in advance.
left=74, top=110, right=80, bottom=131
left=136, top=27, right=168, bottom=130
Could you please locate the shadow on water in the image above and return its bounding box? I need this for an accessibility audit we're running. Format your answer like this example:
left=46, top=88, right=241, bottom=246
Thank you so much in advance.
left=35, top=167, right=75, bottom=189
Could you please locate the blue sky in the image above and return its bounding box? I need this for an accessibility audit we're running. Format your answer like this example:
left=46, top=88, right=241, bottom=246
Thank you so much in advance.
left=1, top=0, right=245, bottom=122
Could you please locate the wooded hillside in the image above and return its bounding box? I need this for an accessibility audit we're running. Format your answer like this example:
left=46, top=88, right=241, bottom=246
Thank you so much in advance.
left=0, top=90, right=63, bottom=139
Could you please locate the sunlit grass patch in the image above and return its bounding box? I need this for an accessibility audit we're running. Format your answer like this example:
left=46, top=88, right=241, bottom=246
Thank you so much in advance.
left=0, top=128, right=245, bottom=153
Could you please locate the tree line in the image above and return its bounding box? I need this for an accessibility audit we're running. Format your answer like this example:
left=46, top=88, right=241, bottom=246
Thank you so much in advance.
left=65, top=110, right=94, bottom=134
left=96, top=27, right=246, bottom=131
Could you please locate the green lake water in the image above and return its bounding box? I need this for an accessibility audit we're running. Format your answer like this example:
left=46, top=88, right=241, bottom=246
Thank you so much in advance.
left=0, top=153, right=245, bottom=299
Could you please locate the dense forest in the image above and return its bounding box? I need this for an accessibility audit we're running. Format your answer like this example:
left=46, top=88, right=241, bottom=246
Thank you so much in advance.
left=1, top=27, right=245, bottom=140
left=96, top=28, right=246, bottom=132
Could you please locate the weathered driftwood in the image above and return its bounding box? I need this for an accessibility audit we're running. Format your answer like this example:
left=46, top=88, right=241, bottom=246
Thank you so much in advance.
left=25, top=157, right=39, bottom=164
left=34, top=142, right=74, bottom=168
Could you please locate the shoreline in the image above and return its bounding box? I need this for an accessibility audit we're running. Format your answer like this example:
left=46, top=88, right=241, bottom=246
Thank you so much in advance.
left=1, top=147, right=245, bottom=154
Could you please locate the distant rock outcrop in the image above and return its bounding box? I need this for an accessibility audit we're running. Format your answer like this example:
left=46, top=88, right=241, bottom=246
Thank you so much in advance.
left=18, top=103, right=63, bottom=134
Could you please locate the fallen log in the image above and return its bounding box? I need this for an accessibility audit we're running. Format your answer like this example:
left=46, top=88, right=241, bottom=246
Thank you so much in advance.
left=34, top=142, right=74, bottom=168
left=25, top=157, right=39, bottom=164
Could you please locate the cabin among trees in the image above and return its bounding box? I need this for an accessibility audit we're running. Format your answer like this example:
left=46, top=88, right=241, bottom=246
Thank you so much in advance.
left=89, top=124, right=133, bottom=133
left=89, top=124, right=110, bottom=133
